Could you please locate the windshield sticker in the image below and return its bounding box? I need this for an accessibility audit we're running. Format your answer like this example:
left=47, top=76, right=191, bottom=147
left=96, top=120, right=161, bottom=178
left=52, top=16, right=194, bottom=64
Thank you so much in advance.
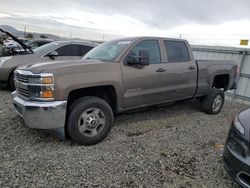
left=117, top=41, right=131, bottom=45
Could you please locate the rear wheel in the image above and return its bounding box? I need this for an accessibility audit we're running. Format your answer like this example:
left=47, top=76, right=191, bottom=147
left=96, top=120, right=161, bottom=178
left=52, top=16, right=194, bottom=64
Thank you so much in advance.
left=67, top=97, right=114, bottom=145
left=200, top=88, right=224, bottom=114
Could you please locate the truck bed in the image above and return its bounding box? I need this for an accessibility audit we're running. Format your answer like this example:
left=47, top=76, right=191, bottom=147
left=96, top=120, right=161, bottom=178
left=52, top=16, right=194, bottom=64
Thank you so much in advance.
left=195, top=60, right=237, bottom=96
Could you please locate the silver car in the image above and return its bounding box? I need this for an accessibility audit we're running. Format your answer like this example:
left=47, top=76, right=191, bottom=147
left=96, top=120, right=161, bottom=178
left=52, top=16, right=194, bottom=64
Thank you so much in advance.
left=0, top=41, right=97, bottom=90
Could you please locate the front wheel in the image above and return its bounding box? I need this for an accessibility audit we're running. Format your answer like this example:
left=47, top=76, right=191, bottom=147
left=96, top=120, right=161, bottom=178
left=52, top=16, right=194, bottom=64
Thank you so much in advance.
left=67, top=97, right=114, bottom=145
left=200, top=88, right=225, bottom=114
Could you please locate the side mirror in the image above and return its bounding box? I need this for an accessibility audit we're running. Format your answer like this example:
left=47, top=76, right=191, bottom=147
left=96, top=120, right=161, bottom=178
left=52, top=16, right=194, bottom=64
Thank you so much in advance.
left=47, top=51, right=58, bottom=58
left=139, top=49, right=149, bottom=66
left=127, top=49, right=149, bottom=66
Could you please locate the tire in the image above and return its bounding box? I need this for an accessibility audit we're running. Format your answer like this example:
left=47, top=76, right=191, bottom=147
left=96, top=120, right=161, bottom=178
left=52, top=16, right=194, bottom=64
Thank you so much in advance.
left=200, top=88, right=225, bottom=114
left=8, top=72, right=15, bottom=91
left=67, top=97, right=114, bottom=145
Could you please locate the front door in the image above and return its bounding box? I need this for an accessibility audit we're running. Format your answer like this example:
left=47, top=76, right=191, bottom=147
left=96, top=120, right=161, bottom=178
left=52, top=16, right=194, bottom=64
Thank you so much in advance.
left=121, top=39, right=169, bottom=108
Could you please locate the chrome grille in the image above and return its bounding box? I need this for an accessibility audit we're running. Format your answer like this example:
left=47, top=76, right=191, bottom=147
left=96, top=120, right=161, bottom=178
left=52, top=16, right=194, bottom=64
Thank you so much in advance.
left=15, top=74, right=29, bottom=83
left=15, top=72, right=30, bottom=99
left=17, top=87, right=29, bottom=98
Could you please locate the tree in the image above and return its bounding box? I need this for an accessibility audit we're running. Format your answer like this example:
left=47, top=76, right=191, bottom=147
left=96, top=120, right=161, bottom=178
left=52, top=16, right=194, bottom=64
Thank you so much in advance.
left=40, top=34, right=48, bottom=38
left=26, top=33, right=33, bottom=39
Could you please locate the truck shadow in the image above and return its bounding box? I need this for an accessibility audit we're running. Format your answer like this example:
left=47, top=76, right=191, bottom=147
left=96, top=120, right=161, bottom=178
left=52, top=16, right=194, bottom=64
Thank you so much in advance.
left=115, top=99, right=201, bottom=125
left=0, top=87, right=9, bottom=91
left=113, top=99, right=203, bottom=138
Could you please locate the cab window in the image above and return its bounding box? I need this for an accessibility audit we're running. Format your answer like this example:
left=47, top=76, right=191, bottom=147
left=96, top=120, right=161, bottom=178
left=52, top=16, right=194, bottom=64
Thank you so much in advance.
left=129, top=40, right=161, bottom=64
left=164, top=41, right=190, bottom=62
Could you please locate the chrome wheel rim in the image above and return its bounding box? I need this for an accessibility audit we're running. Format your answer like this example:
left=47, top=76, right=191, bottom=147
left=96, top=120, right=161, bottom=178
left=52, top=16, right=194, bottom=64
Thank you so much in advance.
left=78, top=108, right=105, bottom=137
left=212, top=95, right=222, bottom=112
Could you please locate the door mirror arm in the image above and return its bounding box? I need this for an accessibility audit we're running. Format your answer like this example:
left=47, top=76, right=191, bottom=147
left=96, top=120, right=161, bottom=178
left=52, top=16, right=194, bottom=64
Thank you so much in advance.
left=47, top=51, right=58, bottom=59
left=127, top=49, right=150, bottom=66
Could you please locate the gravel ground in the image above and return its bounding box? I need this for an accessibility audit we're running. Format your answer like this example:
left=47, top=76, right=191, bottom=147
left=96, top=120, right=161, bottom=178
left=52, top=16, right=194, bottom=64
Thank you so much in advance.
left=0, top=89, right=249, bottom=187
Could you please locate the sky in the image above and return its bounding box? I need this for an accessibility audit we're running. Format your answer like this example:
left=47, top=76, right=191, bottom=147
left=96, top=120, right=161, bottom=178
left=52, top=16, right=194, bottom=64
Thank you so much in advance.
left=1, top=0, right=250, bottom=46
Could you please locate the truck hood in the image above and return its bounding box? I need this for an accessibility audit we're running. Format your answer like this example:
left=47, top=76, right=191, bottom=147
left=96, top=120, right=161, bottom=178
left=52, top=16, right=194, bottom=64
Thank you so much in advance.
left=18, top=59, right=106, bottom=74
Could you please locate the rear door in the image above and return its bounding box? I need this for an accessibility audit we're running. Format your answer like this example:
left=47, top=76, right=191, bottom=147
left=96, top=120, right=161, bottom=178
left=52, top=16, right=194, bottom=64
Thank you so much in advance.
left=121, top=39, right=169, bottom=108
left=162, top=40, right=197, bottom=100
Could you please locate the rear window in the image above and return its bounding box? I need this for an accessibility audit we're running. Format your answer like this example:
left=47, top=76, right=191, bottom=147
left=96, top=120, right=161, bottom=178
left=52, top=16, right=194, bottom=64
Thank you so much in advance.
left=164, top=41, right=190, bottom=62
left=55, top=44, right=93, bottom=56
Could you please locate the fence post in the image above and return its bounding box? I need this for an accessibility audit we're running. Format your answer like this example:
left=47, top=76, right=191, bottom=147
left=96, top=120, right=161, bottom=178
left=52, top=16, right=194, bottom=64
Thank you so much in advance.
left=233, top=50, right=247, bottom=100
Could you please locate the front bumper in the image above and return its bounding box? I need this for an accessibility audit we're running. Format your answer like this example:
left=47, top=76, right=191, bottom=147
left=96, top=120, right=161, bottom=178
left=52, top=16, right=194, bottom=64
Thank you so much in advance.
left=223, top=127, right=250, bottom=188
left=12, top=91, right=67, bottom=138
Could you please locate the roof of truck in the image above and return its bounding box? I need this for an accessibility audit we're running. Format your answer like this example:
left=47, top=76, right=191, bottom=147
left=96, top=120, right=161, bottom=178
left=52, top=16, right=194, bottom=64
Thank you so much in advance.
left=110, top=36, right=187, bottom=42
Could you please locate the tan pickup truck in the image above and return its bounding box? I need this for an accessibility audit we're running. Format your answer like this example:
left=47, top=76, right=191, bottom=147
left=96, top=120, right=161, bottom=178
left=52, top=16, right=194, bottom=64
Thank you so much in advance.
left=12, top=37, right=238, bottom=145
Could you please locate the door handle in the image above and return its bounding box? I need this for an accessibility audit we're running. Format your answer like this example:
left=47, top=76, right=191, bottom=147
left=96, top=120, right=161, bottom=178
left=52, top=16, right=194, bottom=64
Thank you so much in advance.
left=188, top=66, right=196, bottom=70
left=156, top=68, right=166, bottom=72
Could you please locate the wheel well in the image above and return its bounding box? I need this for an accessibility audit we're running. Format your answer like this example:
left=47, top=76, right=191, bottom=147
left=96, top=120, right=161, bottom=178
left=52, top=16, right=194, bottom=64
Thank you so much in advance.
left=212, top=74, right=229, bottom=90
left=67, top=85, right=117, bottom=112
left=7, top=68, right=16, bottom=88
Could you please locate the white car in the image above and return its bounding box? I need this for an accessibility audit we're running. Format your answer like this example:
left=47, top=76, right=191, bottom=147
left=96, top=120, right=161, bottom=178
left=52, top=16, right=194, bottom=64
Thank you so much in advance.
left=3, top=38, right=20, bottom=48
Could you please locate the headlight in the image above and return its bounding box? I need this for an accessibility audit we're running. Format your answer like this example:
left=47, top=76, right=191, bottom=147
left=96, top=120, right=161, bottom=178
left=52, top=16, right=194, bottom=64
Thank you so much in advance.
left=28, top=74, right=54, bottom=100
left=28, top=76, right=53, bottom=84
left=15, top=70, right=55, bottom=101
left=234, top=115, right=244, bottom=134
left=41, top=76, right=53, bottom=84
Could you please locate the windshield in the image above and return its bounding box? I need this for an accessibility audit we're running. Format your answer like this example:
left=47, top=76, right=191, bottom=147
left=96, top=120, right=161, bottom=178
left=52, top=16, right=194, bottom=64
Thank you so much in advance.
left=82, top=40, right=131, bottom=61
left=33, top=41, right=60, bottom=55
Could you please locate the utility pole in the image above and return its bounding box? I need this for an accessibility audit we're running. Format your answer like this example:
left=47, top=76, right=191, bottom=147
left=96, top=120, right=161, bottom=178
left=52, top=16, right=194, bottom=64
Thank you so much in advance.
left=179, top=33, right=182, bottom=39
left=24, top=26, right=26, bottom=38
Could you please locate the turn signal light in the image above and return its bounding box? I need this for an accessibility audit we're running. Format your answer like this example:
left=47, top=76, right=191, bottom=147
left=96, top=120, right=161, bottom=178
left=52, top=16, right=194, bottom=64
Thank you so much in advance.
left=41, top=90, right=54, bottom=98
